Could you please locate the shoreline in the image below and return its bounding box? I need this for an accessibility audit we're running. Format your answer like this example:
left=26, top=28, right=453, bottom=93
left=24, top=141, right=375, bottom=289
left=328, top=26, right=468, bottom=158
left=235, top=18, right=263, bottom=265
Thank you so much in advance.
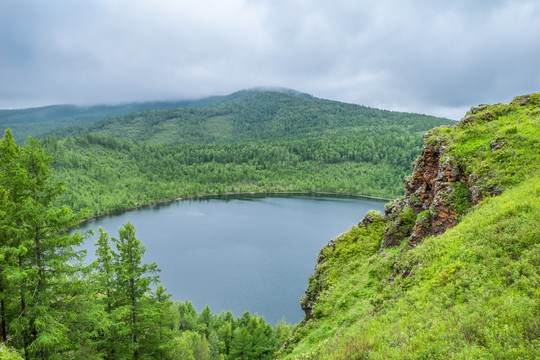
left=78, top=191, right=393, bottom=225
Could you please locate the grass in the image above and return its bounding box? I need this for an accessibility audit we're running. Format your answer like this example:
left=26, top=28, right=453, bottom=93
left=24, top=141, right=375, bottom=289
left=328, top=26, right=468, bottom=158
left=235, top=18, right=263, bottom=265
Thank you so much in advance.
left=277, top=94, right=540, bottom=359
left=279, top=171, right=540, bottom=360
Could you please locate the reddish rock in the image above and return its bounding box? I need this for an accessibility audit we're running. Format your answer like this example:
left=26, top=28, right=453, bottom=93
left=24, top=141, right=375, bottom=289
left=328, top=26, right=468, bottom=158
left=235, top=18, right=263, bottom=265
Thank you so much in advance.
left=404, top=134, right=463, bottom=247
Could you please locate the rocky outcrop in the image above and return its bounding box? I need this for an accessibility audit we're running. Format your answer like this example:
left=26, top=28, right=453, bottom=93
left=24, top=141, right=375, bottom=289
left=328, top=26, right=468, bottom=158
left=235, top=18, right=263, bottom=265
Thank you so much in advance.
left=301, top=130, right=471, bottom=319
left=405, top=136, right=464, bottom=246
left=382, top=93, right=538, bottom=248
left=300, top=93, right=539, bottom=321
left=381, top=130, right=470, bottom=248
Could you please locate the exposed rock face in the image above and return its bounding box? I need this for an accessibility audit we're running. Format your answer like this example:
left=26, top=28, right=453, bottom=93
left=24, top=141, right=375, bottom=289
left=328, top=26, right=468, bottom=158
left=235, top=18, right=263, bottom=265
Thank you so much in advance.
left=381, top=131, right=472, bottom=248
left=405, top=137, right=464, bottom=246
left=512, top=94, right=532, bottom=106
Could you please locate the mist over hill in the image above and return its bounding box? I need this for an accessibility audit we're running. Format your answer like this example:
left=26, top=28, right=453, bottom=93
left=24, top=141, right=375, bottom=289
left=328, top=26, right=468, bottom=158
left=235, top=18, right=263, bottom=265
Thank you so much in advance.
left=1, top=88, right=451, bottom=144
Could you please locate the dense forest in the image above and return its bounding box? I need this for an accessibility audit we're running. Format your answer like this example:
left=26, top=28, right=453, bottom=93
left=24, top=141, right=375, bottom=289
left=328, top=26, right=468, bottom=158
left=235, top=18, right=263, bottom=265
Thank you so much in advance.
left=0, top=130, right=291, bottom=359
left=35, top=90, right=454, bottom=217
left=43, top=132, right=422, bottom=216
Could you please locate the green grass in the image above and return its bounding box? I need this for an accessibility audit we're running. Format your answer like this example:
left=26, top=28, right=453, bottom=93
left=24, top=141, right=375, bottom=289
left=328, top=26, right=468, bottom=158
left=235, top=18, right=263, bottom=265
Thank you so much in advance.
left=279, top=171, right=540, bottom=360
left=430, top=97, right=540, bottom=196
left=277, top=95, right=540, bottom=359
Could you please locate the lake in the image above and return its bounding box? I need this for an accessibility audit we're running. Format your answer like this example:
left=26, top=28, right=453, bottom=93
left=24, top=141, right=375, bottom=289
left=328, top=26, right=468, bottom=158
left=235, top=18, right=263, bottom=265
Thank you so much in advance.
left=76, top=194, right=387, bottom=324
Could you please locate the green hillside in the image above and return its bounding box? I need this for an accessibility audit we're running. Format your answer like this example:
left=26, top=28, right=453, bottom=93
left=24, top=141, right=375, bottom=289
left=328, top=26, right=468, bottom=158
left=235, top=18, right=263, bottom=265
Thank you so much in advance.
left=277, top=94, right=540, bottom=359
left=0, top=101, right=204, bottom=144
left=48, top=90, right=448, bottom=144
left=1, top=88, right=311, bottom=143
left=31, top=90, right=453, bottom=217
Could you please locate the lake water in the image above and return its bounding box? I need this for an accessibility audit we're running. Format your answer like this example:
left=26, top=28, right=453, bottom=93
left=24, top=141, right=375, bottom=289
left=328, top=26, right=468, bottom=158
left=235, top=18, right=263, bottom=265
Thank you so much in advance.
left=76, top=194, right=387, bottom=324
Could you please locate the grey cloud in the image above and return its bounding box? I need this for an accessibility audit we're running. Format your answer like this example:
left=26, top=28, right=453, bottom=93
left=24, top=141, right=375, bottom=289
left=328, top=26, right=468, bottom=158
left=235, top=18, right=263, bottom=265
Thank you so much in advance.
left=1, top=0, right=539, bottom=119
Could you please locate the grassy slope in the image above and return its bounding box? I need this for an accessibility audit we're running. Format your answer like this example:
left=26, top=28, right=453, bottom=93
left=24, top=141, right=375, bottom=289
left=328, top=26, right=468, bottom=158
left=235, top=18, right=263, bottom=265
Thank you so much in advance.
left=278, top=95, right=540, bottom=359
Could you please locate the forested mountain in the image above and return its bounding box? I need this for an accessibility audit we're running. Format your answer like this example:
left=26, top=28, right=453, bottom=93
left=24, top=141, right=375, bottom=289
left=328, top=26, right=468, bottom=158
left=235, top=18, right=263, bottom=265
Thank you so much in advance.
left=0, top=88, right=317, bottom=144
left=30, top=90, right=453, bottom=217
left=276, top=94, right=540, bottom=359
left=0, top=101, right=194, bottom=144
left=47, top=90, right=448, bottom=144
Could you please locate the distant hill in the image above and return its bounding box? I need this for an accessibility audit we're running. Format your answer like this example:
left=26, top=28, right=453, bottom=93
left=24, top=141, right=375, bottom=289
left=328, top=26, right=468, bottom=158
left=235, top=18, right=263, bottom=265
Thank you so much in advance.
left=46, top=90, right=452, bottom=144
left=2, top=88, right=455, bottom=216
left=0, top=100, right=192, bottom=143
left=0, top=88, right=316, bottom=143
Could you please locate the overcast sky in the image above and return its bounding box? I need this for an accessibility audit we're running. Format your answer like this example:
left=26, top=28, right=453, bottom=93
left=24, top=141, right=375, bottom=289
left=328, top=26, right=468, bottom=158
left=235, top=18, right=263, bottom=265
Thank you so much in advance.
left=1, top=0, right=539, bottom=119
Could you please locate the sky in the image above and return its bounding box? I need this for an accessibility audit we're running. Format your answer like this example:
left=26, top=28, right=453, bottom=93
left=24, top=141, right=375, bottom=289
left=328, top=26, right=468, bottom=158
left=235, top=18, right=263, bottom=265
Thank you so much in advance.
left=1, top=0, right=539, bottom=119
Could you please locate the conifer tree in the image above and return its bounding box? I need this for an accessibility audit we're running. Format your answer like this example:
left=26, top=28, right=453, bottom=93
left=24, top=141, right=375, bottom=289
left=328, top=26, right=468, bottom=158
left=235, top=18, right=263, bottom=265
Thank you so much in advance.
left=178, top=301, right=198, bottom=332
left=92, top=227, right=116, bottom=359
left=0, top=129, right=24, bottom=349
left=139, top=284, right=178, bottom=359
left=112, top=221, right=159, bottom=358
left=0, top=131, right=86, bottom=359
left=229, top=327, right=252, bottom=359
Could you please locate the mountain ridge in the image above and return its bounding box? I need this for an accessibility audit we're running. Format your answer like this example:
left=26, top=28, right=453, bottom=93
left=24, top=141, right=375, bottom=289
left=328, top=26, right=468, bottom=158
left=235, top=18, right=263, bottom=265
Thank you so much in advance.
left=43, top=90, right=452, bottom=144
left=1, top=88, right=451, bottom=143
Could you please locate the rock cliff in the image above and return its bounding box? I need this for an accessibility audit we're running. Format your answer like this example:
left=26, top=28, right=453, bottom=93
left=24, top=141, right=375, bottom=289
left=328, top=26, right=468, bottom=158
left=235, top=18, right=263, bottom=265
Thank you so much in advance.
left=385, top=130, right=467, bottom=248
left=300, top=93, right=538, bottom=320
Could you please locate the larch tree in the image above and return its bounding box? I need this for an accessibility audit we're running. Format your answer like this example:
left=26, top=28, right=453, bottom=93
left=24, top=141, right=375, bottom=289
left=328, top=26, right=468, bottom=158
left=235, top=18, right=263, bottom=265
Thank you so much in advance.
left=112, top=221, right=159, bottom=359
left=0, top=130, right=87, bottom=359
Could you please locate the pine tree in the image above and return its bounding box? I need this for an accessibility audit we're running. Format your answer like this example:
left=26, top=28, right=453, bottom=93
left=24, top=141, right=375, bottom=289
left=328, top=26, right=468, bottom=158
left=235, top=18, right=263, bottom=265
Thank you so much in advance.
left=0, top=131, right=87, bottom=359
left=273, top=318, right=292, bottom=351
left=207, top=331, right=222, bottom=360
left=112, top=221, right=159, bottom=358
left=178, top=301, right=198, bottom=332
left=229, top=327, right=252, bottom=359
left=92, top=227, right=116, bottom=359
left=197, top=305, right=212, bottom=338
left=0, top=129, right=25, bottom=351
left=139, top=284, right=178, bottom=359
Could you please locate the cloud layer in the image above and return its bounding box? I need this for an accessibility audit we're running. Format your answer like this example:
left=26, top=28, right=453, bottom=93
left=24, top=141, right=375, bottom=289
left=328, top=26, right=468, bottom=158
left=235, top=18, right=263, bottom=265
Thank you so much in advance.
left=1, top=0, right=539, bottom=118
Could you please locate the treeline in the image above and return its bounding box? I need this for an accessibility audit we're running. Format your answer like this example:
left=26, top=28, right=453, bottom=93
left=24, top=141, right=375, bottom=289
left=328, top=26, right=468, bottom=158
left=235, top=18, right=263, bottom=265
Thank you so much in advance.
left=41, top=131, right=420, bottom=216
left=0, top=130, right=290, bottom=359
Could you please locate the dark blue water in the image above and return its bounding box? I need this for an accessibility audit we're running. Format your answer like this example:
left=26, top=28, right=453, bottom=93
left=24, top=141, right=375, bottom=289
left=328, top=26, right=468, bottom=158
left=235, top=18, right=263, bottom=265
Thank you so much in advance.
left=76, top=194, right=387, bottom=324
